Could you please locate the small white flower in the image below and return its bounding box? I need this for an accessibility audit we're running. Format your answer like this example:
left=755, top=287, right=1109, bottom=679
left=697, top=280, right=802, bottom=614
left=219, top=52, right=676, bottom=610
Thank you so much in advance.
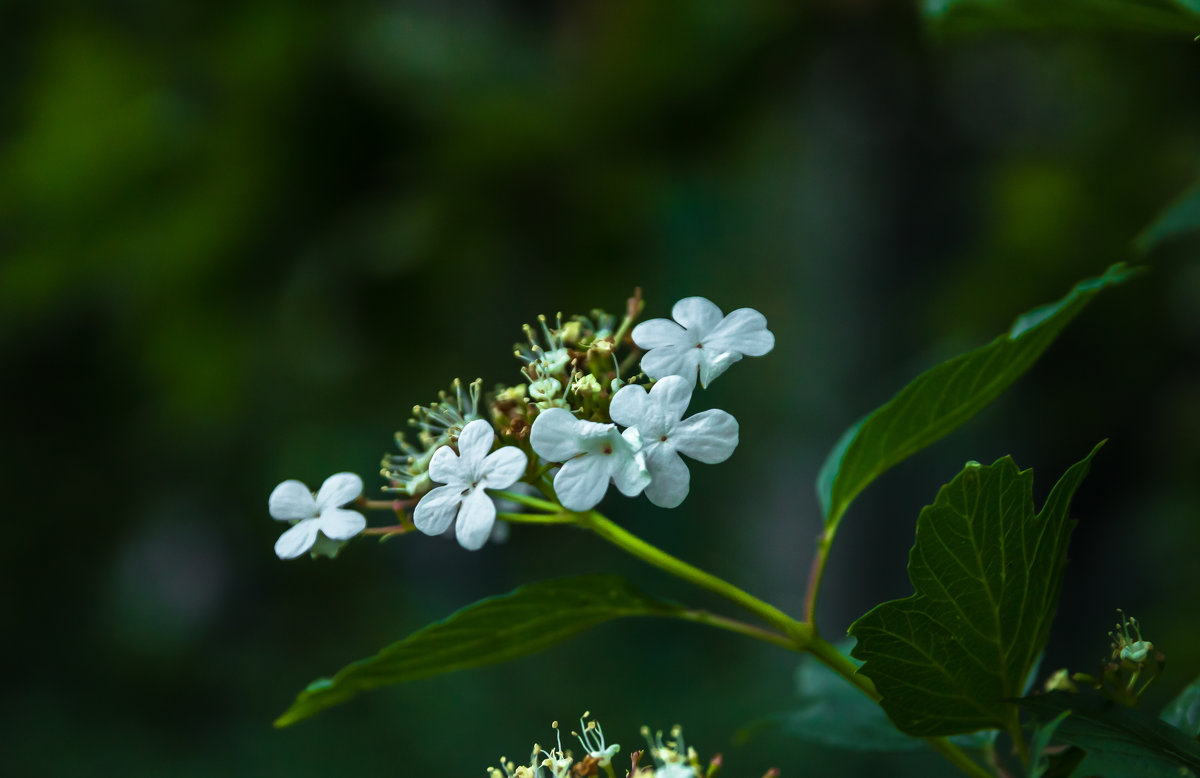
left=574, top=712, right=620, bottom=767
left=268, top=472, right=367, bottom=560
left=609, top=375, right=738, bottom=508
left=632, top=297, right=774, bottom=388
left=530, top=407, right=651, bottom=512
left=413, top=419, right=528, bottom=550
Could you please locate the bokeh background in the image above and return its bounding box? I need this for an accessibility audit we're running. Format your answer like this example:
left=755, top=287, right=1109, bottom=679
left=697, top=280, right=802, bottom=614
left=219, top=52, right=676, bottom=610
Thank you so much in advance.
left=6, top=1, right=1200, bottom=775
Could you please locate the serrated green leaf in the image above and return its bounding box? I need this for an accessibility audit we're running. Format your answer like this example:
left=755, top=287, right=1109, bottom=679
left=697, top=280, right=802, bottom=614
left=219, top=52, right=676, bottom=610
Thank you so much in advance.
left=1161, top=673, right=1200, bottom=738
left=817, top=263, right=1133, bottom=530
left=275, top=575, right=683, bottom=727
left=752, top=639, right=1005, bottom=752
left=1024, top=691, right=1200, bottom=776
left=923, top=0, right=1200, bottom=34
left=847, top=445, right=1102, bottom=737
left=1137, top=178, right=1200, bottom=254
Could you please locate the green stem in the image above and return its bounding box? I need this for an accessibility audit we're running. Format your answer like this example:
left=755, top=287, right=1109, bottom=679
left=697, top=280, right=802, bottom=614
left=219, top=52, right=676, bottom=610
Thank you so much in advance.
left=579, top=509, right=811, bottom=644
left=492, top=489, right=564, bottom=514
left=672, top=610, right=795, bottom=651
left=496, top=511, right=576, bottom=525
left=803, top=530, right=833, bottom=626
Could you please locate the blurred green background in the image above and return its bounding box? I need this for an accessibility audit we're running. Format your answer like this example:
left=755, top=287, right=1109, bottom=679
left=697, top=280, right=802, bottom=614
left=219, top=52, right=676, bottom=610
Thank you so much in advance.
left=5, top=1, right=1200, bottom=775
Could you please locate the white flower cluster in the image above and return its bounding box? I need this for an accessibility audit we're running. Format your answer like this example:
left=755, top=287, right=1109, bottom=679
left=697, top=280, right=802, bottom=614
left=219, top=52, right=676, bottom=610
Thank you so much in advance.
left=487, top=716, right=713, bottom=778
left=267, top=295, right=773, bottom=557
left=530, top=296, right=771, bottom=512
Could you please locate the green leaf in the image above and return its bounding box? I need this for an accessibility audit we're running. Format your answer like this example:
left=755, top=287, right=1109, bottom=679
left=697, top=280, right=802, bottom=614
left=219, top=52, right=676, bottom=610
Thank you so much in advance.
left=1029, top=710, right=1072, bottom=778
left=274, top=575, right=683, bottom=727
left=1023, top=691, right=1200, bottom=776
left=759, top=640, right=999, bottom=752
left=1137, top=178, right=1200, bottom=254
left=1161, top=673, right=1200, bottom=738
left=817, top=263, right=1133, bottom=530
left=847, top=445, right=1103, bottom=737
left=923, top=0, right=1200, bottom=35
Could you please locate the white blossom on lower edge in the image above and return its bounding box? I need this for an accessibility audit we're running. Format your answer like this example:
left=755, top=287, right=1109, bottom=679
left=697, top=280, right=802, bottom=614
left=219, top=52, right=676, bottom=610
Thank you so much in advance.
left=529, top=407, right=651, bottom=512
left=268, top=472, right=367, bottom=560
left=413, top=419, right=528, bottom=550
left=631, top=296, right=774, bottom=388
left=609, top=375, right=738, bottom=508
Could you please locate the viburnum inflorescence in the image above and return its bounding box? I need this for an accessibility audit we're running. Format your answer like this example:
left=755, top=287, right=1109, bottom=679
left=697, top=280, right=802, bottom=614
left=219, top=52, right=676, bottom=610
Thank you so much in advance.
left=265, top=292, right=773, bottom=554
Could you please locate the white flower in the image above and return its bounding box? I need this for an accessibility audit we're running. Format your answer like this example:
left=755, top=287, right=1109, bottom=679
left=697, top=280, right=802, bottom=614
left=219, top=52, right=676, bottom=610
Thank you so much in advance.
left=268, top=472, right=367, bottom=560
left=631, top=297, right=774, bottom=388
left=413, top=419, right=528, bottom=550
left=609, top=375, right=738, bottom=508
left=530, top=407, right=651, bottom=512
left=573, top=712, right=620, bottom=767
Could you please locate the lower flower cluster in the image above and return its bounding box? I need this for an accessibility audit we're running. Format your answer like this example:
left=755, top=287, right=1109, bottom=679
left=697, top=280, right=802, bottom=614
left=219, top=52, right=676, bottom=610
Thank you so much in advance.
left=487, top=715, right=728, bottom=778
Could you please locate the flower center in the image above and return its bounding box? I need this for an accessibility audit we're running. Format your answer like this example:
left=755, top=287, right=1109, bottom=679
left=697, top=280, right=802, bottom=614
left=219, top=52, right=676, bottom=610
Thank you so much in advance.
left=602, top=444, right=613, bottom=455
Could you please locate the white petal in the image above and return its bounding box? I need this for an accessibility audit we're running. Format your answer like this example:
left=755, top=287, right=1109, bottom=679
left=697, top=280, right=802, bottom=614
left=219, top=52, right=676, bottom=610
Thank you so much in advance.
left=671, top=296, right=723, bottom=336
left=553, top=455, right=611, bottom=512
left=640, top=344, right=700, bottom=385
left=316, top=507, right=367, bottom=540
left=480, top=445, right=527, bottom=489
left=608, top=383, right=650, bottom=428
left=611, top=430, right=651, bottom=497
left=673, top=408, right=739, bottom=463
left=269, top=480, right=318, bottom=521
left=412, top=485, right=462, bottom=536
left=274, top=519, right=321, bottom=559
left=706, top=307, right=774, bottom=357
left=428, top=443, right=466, bottom=486
left=647, top=374, right=693, bottom=421
left=455, top=419, right=495, bottom=472
left=314, top=472, right=363, bottom=510
left=530, top=408, right=586, bottom=462
left=644, top=447, right=691, bottom=508
left=455, top=488, right=496, bottom=551
left=697, top=350, right=741, bottom=388
left=632, top=318, right=689, bottom=349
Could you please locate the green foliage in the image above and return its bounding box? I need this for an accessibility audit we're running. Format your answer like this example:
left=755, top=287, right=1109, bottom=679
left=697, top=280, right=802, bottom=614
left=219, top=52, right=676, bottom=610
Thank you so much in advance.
left=761, top=640, right=999, bottom=752
left=848, top=445, right=1102, bottom=736
left=816, top=264, right=1133, bottom=532
left=274, top=575, right=682, bottom=727
left=922, top=0, right=1200, bottom=34
left=1137, top=177, right=1200, bottom=253
left=1028, top=710, right=1072, bottom=778
left=1023, top=691, right=1200, bottom=776
left=1161, top=673, right=1200, bottom=738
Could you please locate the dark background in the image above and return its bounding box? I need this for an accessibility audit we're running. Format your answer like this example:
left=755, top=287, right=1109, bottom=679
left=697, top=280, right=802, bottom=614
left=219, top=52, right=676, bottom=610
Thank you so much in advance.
left=4, top=1, right=1200, bottom=775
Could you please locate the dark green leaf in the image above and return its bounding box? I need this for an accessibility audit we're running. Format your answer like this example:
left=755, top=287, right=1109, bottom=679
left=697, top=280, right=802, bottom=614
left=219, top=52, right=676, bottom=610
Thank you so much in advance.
left=275, top=575, right=683, bottom=727
left=1024, top=691, right=1200, bottom=776
left=923, top=0, right=1200, bottom=35
left=754, top=640, right=1003, bottom=751
left=1161, top=673, right=1200, bottom=738
left=1137, top=178, right=1200, bottom=254
left=817, top=264, right=1133, bottom=531
left=848, top=445, right=1102, bottom=736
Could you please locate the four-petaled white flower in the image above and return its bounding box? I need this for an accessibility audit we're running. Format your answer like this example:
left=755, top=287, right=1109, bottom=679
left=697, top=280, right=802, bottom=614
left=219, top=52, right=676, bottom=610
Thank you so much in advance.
left=609, top=375, right=738, bottom=509
left=269, top=472, right=367, bottom=560
left=530, top=408, right=651, bottom=512
left=632, top=297, right=774, bottom=388
left=413, top=419, right=528, bottom=550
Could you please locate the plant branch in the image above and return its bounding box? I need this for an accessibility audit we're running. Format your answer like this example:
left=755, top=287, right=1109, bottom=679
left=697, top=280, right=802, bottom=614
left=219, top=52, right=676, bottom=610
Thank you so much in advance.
left=672, top=609, right=795, bottom=651
left=579, top=509, right=810, bottom=644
